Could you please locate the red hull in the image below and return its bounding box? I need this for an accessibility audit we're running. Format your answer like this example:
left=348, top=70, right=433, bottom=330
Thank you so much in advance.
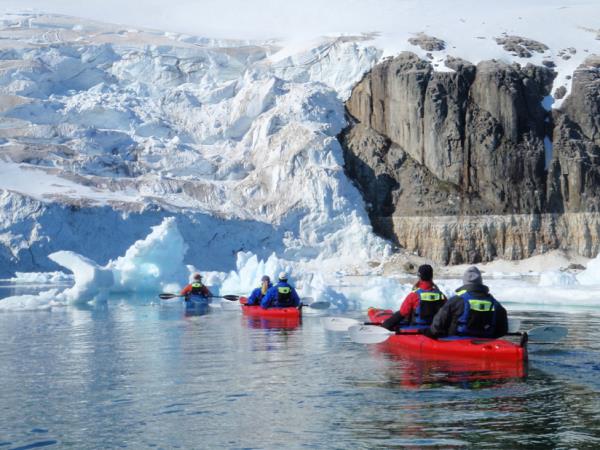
left=368, top=308, right=527, bottom=363
left=240, top=297, right=301, bottom=319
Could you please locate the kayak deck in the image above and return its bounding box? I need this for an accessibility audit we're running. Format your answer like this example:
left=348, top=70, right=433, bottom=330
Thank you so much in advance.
left=368, top=308, right=527, bottom=362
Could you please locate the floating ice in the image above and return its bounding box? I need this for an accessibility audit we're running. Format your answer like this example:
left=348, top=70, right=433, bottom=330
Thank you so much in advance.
left=0, top=289, right=62, bottom=312
left=7, top=272, right=73, bottom=284
left=539, top=271, right=578, bottom=287
left=49, top=251, right=115, bottom=303
left=577, top=254, right=600, bottom=286
left=111, top=217, right=188, bottom=292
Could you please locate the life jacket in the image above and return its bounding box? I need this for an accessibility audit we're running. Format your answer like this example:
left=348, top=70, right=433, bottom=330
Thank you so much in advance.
left=456, top=290, right=498, bottom=337
left=190, top=282, right=206, bottom=296
left=412, top=288, right=444, bottom=325
left=276, top=284, right=293, bottom=306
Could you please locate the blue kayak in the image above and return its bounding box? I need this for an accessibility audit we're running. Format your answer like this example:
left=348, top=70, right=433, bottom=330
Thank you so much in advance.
left=184, top=294, right=211, bottom=315
left=185, top=294, right=210, bottom=304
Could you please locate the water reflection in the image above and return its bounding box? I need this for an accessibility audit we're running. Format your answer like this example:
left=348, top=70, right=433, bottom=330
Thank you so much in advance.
left=374, top=345, right=527, bottom=389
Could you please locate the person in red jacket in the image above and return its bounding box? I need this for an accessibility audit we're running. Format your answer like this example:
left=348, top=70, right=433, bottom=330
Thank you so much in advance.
left=381, top=264, right=447, bottom=330
left=180, top=273, right=212, bottom=301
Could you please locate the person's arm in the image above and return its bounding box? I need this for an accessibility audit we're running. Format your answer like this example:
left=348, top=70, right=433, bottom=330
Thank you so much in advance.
left=247, top=288, right=259, bottom=306
left=399, top=292, right=418, bottom=318
left=426, top=297, right=456, bottom=338
left=180, top=284, right=192, bottom=296
left=260, top=289, right=273, bottom=308
left=202, top=286, right=212, bottom=298
left=382, top=311, right=405, bottom=331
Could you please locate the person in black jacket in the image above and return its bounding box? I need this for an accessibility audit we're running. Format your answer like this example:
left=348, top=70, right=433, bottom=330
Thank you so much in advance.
left=425, top=266, right=508, bottom=338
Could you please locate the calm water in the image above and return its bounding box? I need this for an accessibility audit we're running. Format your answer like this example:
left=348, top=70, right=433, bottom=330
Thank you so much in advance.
left=1, top=293, right=600, bottom=449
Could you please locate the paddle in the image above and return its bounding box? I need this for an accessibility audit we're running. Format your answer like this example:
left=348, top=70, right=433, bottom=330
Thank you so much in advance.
left=322, top=317, right=362, bottom=331
left=158, top=293, right=240, bottom=301
left=323, top=316, right=522, bottom=333
left=301, top=301, right=330, bottom=310
left=347, top=324, right=569, bottom=345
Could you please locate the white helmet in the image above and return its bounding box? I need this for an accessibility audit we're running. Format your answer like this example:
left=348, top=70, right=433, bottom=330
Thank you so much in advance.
left=278, top=271, right=288, bottom=281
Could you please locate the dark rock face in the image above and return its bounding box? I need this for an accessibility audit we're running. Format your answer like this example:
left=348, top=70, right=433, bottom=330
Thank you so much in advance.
left=548, top=56, right=600, bottom=213
left=342, top=52, right=600, bottom=263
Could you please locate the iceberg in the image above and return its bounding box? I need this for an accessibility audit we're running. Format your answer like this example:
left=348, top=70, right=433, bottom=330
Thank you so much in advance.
left=577, top=255, right=600, bottom=286
left=0, top=217, right=191, bottom=307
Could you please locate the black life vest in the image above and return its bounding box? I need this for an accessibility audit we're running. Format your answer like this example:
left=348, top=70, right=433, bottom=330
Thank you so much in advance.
left=191, top=282, right=206, bottom=296
left=456, top=290, right=499, bottom=338
left=276, top=285, right=293, bottom=306
left=413, top=288, right=444, bottom=325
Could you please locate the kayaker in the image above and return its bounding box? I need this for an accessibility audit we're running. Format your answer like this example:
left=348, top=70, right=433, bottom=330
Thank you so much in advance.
left=425, top=266, right=508, bottom=338
left=246, top=275, right=273, bottom=306
left=260, top=272, right=301, bottom=308
left=180, top=273, right=212, bottom=302
left=381, top=264, right=447, bottom=331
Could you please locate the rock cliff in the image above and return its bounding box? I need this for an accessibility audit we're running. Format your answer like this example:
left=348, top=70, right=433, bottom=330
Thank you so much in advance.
left=342, top=52, right=600, bottom=263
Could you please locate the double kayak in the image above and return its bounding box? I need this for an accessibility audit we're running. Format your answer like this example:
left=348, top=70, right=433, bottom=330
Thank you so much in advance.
left=239, top=296, right=302, bottom=319
left=367, top=308, right=527, bottom=363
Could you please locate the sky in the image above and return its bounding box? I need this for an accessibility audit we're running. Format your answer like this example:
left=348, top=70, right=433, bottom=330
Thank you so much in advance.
left=1, top=0, right=599, bottom=42
left=1, top=0, right=411, bottom=39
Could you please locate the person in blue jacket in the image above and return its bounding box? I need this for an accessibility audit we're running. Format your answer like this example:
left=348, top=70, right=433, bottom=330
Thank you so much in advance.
left=260, top=272, right=301, bottom=308
left=246, top=275, right=273, bottom=306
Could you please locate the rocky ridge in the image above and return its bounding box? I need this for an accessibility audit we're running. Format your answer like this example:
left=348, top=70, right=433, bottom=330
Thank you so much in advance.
left=342, top=52, right=600, bottom=263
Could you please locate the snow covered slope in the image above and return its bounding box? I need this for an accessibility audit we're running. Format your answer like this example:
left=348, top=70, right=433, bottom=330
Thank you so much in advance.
left=0, top=4, right=598, bottom=283
left=0, top=13, right=387, bottom=277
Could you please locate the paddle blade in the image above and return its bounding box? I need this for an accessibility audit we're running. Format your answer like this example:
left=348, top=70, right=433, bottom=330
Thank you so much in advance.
left=221, top=295, right=240, bottom=301
left=221, top=300, right=241, bottom=311
left=305, top=301, right=330, bottom=310
left=159, top=293, right=179, bottom=300
left=348, top=324, right=394, bottom=344
left=508, top=318, right=522, bottom=333
left=322, top=317, right=360, bottom=332
left=527, top=325, right=568, bottom=342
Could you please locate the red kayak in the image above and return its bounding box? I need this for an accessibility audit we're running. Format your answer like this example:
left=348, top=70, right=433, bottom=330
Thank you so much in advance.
left=239, top=296, right=302, bottom=319
left=368, top=308, right=527, bottom=363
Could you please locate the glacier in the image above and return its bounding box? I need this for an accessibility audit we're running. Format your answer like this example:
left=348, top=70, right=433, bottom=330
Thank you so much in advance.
left=0, top=13, right=389, bottom=281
